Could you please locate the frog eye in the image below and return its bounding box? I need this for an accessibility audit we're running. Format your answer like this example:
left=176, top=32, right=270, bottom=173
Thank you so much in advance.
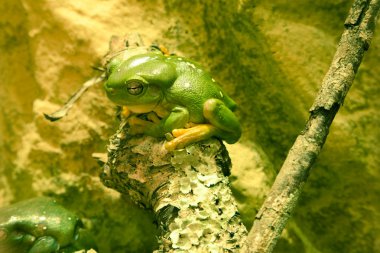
left=126, top=80, right=144, bottom=95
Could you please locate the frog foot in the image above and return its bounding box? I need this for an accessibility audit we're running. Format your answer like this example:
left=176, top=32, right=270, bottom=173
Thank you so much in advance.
left=121, top=106, right=131, bottom=118
left=128, top=113, right=163, bottom=136
left=165, top=124, right=217, bottom=151
left=147, top=112, right=161, bottom=123
left=128, top=116, right=154, bottom=135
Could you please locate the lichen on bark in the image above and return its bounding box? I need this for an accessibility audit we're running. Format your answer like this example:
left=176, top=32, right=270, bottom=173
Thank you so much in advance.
left=100, top=119, right=247, bottom=252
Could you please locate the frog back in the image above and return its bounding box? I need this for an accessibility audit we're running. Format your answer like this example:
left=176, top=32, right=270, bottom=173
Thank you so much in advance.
left=164, top=58, right=237, bottom=123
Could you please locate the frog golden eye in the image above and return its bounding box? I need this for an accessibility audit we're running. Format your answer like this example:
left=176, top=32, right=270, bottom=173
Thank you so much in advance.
left=126, top=80, right=144, bottom=95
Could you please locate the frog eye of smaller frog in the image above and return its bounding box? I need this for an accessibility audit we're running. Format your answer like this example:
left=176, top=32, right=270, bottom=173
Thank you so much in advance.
left=126, top=80, right=144, bottom=95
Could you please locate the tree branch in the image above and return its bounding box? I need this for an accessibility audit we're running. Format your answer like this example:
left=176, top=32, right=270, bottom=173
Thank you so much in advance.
left=242, top=0, right=380, bottom=252
left=100, top=120, right=247, bottom=252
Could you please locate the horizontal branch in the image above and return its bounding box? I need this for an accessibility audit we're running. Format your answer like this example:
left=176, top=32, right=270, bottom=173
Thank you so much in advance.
left=100, top=121, right=247, bottom=252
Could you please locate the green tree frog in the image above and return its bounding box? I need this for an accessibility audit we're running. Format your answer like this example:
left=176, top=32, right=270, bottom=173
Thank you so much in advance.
left=0, top=197, right=95, bottom=253
left=104, top=48, right=241, bottom=150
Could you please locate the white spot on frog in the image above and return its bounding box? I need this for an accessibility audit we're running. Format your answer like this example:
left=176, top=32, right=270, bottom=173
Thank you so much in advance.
left=184, top=82, right=191, bottom=89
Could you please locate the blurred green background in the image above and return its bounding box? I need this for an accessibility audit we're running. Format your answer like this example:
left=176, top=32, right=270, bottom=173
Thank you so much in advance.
left=0, top=0, right=379, bottom=252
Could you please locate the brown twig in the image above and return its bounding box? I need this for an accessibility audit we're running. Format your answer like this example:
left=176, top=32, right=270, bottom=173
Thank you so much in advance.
left=43, top=75, right=105, bottom=121
left=242, top=0, right=380, bottom=252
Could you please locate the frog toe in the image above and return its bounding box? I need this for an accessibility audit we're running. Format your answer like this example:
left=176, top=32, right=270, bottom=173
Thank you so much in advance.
left=164, top=140, right=177, bottom=151
left=29, top=236, right=59, bottom=253
left=121, top=106, right=131, bottom=118
left=147, top=112, right=161, bottom=123
left=172, top=128, right=188, bottom=137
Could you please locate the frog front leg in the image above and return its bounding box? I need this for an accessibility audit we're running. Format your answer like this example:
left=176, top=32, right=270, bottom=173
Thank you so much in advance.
left=128, top=106, right=189, bottom=138
left=165, top=99, right=241, bottom=151
left=128, top=115, right=159, bottom=135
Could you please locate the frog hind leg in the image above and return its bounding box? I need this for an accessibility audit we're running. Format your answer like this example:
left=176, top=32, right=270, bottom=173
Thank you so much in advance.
left=165, top=99, right=241, bottom=150
left=203, top=98, right=241, bottom=144
left=165, top=124, right=216, bottom=151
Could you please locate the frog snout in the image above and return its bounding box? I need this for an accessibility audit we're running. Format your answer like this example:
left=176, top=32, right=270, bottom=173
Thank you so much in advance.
left=104, top=83, right=116, bottom=95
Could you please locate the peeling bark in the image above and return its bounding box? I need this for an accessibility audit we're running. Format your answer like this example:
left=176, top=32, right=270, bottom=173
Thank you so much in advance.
left=242, top=0, right=380, bottom=252
left=100, top=120, right=247, bottom=252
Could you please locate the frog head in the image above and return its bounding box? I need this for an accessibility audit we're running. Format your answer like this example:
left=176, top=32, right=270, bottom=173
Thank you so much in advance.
left=105, top=75, right=163, bottom=113
left=105, top=47, right=156, bottom=77
left=104, top=50, right=177, bottom=113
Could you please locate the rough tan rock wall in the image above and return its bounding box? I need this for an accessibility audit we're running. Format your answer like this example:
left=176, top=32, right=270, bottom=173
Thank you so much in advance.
left=0, top=0, right=379, bottom=252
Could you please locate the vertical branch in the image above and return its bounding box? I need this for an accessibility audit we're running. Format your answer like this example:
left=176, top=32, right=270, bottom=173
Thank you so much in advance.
left=242, top=0, right=380, bottom=252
